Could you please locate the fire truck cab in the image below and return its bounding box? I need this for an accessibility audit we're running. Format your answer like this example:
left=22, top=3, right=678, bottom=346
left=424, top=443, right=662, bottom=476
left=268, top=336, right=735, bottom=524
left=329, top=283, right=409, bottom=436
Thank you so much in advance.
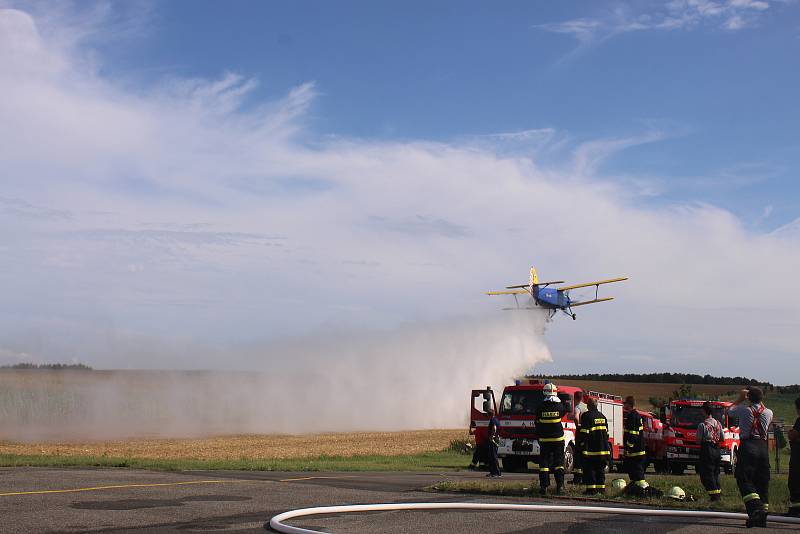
left=470, top=380, right=624, bottom=473
left=661, top=399, right=739, bottom=475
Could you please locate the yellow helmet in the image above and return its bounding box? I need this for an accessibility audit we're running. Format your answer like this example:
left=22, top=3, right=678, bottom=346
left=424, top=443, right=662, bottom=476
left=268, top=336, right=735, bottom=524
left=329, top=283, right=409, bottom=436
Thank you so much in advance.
left=611, top=478, right=627, bottom=490
left=668, top=486, right=686, bottom=500
left=543, top=383, right=558, bottom=396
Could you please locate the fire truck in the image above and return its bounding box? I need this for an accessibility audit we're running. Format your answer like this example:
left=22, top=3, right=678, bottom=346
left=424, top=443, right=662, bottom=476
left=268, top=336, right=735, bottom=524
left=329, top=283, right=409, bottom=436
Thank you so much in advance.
left=470, top=380, right=624, bottom=472
left=637, top=409, right=667, bottom=473
left=660, top=399, right=740, bottom=475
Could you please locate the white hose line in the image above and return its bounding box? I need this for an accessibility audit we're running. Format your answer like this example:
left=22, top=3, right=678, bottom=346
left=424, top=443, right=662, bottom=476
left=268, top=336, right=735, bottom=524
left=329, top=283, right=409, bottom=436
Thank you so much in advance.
left=268, top=502, right=800, bottom=533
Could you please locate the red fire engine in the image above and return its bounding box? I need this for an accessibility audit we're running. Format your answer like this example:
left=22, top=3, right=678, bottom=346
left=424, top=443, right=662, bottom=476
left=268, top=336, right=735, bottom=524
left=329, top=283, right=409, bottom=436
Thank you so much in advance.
left=470, top=380, right=624, bottom=472
left=659, top=399, right=740, bottom=474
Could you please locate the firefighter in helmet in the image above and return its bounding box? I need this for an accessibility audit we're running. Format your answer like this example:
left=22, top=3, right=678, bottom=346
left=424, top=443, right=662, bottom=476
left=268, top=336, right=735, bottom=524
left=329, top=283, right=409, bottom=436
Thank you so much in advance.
left=727, top=387, right=773, bottom=528
left=536, top=382, right=566, bottom=495
left=697, top=401, right=723, bottom=502
left=623, top=396, right=661, bottom=497
left=579, top=396, right=610, bottom=494
left=570, top=390, right=588, bottom=485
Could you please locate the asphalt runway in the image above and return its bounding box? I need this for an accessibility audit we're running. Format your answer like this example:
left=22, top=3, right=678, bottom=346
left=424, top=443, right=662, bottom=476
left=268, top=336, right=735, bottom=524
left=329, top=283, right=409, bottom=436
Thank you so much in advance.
left=0, top=468, right=793, bottom=533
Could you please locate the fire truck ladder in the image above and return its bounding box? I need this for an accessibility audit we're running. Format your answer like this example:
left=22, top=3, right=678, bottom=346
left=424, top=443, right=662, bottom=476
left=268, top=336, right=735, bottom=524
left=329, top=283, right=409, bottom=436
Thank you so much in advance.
left=588, top=391, right=622, bottom=401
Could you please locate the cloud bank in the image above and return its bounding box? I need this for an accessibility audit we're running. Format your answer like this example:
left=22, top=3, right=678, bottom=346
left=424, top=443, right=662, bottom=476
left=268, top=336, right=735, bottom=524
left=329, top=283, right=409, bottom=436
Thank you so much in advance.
left=1, top=6, right=799, bottom=389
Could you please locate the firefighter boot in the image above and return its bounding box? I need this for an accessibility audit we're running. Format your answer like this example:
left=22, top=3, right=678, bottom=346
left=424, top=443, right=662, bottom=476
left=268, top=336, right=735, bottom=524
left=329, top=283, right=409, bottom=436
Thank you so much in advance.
left=644, top=486, right=663, bottom=498
left=745, top=499, right=767, bottom=529
left=709, top=494, right=722, bottom=503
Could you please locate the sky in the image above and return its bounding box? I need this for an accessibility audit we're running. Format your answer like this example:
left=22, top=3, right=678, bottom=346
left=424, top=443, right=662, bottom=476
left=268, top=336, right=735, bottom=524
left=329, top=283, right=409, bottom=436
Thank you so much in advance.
left=1, top=0, right=799, bottom=384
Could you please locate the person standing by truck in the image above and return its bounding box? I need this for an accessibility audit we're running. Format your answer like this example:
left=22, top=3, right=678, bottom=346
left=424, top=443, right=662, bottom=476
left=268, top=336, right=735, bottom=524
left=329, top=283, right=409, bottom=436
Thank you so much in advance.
left=786, top=396, right=800, bottom=517
left=580, top=396, right=610, bottom=495
left=536, top=382, right=566, bottom=495
left=571, top=391, right=588, bottom=485
left=697, top=401, right=723, bottom=502
left=486, top=407, right=501, bottom=478
left=727, top=387, right=773, bottom=528
left=623, top=396, right=660, bottom=496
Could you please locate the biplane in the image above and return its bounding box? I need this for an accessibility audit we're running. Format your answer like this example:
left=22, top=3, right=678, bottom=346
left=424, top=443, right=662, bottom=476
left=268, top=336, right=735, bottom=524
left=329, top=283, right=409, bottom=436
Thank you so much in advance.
left=486, top=266, right=627, bottom=320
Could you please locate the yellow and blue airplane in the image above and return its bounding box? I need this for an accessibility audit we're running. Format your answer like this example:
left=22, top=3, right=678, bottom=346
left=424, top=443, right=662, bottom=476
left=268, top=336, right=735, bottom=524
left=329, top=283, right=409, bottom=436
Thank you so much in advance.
left=486, top=266, right=627, bottom=320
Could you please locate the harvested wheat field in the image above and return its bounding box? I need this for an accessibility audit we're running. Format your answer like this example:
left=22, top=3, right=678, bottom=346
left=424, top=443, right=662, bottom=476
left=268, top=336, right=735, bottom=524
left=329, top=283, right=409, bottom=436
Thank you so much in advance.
left=0, top=429, right=466, bottom=460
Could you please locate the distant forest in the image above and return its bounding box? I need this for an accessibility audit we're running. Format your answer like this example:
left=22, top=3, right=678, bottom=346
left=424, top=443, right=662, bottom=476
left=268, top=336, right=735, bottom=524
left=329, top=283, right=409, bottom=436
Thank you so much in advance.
left=0, top=363, right=92, bottom=370
left=530, top=372, right=771, bottom=388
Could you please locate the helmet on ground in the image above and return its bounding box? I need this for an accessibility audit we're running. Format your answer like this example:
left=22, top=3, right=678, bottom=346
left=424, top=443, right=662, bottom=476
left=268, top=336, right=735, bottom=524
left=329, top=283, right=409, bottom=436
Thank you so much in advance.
left=668, top=486, right=686, bottom=500
left=543, top=383, right=558, bottom=396
left=611, top=478, right=627, bottom=490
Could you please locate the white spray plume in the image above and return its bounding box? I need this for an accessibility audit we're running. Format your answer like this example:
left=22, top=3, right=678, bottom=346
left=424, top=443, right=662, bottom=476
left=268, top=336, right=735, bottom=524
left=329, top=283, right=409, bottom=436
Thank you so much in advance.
left=1, top=310, right=551, bottom=441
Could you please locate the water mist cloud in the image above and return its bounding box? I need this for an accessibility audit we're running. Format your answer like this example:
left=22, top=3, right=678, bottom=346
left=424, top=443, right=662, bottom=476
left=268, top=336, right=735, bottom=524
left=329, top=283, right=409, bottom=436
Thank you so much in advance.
left=1, top=312, right=551, bottom=440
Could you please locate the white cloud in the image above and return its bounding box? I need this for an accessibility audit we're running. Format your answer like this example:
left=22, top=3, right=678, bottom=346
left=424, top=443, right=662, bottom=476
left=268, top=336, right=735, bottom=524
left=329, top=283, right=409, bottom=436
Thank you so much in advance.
left=1, top=6, right=799, bottom=387
left=539, top=0, right=775, bottom=48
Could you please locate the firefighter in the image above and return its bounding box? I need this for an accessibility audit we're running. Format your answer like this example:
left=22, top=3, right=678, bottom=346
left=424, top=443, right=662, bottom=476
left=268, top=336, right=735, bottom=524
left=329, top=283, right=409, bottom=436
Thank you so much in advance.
left=622, top=396, right=660, bottom=496
left=580, top=396, right=610, bottom=495
left=536, top=382, right=566, bottom=495
left=727, top=387, right=773, bottom=528
left=697, top=401, right=723, bottom=502
left=486, top=407, right=502, bottom=478
left=788, top=396, right=800, bottom=517
left=570, top=390, right=588, bottom=485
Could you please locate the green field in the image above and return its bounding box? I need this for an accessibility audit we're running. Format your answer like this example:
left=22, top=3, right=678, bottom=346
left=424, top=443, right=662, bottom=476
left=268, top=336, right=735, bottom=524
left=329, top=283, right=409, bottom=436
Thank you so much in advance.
left=430, top=472, right=791, bottom=514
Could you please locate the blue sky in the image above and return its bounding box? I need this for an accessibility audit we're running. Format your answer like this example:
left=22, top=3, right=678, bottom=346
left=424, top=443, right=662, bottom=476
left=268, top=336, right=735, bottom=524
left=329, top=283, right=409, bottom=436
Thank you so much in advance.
left=102, top=0, right=800, bottom=229
left=2, top=0, right=800, bottom=386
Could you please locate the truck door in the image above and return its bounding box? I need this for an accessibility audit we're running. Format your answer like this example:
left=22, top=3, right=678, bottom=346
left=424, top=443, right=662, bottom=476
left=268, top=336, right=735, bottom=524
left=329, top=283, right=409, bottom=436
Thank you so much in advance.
left=471, top=388, right=497, bottom=431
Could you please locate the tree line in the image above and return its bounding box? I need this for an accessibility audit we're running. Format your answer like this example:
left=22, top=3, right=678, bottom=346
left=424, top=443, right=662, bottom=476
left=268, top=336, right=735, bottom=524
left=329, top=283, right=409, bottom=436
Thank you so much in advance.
left=0, top=363, right=92, bottom=370
left=530, top=372, right=771, bottom=388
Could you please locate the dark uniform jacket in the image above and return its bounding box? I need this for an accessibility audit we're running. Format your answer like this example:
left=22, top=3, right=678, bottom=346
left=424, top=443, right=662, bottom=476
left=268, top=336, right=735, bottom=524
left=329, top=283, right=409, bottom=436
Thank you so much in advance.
left=579, top=409, right=610, bottom=456
left=536, top=399, right=566, bottom=443
left=624, top=410, right=646, bottom=457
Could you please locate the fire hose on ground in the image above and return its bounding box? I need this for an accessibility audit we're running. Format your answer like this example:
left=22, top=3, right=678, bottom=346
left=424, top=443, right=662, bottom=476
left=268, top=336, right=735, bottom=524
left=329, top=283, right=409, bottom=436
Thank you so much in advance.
left=267, top=502, right=800, bottom=533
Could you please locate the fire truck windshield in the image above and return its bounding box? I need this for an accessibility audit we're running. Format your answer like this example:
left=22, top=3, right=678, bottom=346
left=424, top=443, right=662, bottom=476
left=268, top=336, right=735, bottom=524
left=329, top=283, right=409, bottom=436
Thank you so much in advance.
left=672, top=405, right=725, bottom=428
left=500, top=391, right=572, bottom=416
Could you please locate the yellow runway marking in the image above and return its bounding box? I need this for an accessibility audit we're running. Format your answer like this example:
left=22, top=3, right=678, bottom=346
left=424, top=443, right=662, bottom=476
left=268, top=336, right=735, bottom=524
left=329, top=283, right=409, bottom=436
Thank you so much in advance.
left=0, top=479, right=234, bottom=497
left=279, top=475, right=358, bottom=482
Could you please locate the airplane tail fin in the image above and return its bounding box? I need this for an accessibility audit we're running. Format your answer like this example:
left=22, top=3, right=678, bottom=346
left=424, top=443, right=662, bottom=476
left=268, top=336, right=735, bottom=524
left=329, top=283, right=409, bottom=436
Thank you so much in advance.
left=529, top=266, right=538, bottom=286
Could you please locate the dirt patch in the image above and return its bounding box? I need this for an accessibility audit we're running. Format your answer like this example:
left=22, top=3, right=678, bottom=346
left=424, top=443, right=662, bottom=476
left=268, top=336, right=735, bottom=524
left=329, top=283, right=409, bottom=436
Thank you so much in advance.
left=0, top=429, right=466, bottom=460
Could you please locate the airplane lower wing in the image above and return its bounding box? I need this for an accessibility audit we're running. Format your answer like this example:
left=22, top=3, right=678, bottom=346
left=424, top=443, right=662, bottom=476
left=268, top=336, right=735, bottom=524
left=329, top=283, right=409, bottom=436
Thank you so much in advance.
left=556, top=277, right=628, bottom=292
left=570, top=297, right=614, bottom=307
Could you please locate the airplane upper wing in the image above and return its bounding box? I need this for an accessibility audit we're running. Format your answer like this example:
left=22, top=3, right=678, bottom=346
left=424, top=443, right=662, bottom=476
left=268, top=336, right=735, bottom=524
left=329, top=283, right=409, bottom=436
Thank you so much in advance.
left=505, top=280, right=564, bottom=288
left=486, top=289, right=529, bottom=295
left=556, top=277, right=628, bottom=292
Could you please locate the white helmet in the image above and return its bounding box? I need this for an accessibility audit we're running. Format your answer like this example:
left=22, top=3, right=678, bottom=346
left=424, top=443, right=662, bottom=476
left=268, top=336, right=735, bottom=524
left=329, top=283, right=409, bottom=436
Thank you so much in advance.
left=611, top=478, right=627, bottom=490
left=543, top=383, right=558, bottom=396
left=668, top=486, right=686, bottom=500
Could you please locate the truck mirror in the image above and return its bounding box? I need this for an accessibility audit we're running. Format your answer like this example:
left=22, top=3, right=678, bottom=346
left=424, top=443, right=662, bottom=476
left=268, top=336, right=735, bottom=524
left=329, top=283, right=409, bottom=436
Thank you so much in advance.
left=483, top=391, right=491, bottom=402
left=483, top=400, right=491, bottom=413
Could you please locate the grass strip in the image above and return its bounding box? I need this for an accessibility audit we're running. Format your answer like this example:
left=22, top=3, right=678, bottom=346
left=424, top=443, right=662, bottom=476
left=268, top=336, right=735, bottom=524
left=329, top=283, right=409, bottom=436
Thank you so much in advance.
left=0, top=450, right=466, bottom=472
left=428, top=473, right=791, bottom=514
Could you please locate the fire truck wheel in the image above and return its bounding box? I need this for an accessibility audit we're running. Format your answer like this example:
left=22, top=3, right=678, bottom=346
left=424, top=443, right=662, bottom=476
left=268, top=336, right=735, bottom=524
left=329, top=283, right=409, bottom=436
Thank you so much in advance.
left=502, top=457, right=526, bottom=472
left=724, top=447, right=737, bottom=475
left=669, top=463, right=685, bottom=475
left=562, top=444, right=574, bottom=474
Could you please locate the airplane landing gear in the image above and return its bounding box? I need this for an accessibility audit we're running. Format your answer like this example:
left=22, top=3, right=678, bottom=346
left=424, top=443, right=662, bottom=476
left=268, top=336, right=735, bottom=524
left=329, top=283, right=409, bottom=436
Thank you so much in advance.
left=572, top=313, right=577, bottom=320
